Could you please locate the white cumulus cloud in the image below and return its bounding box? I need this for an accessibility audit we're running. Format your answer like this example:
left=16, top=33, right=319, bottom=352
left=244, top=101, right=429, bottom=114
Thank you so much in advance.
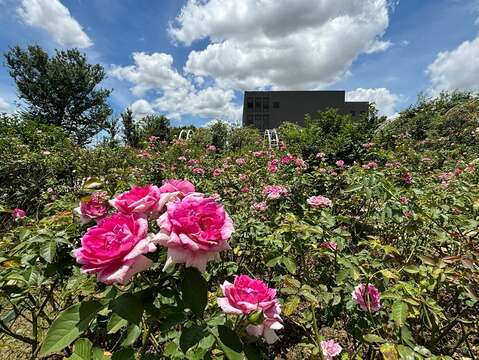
left=427, top=35, right=479, bottom=94
left=0, top=97, right=12, bottom=113
left=18, top=0, right=92, bottom=48
left=347, top=87, right=399, bottom=117
left=169, top=0, right=391, bottom=90
left=111, top=52, right=242, bottom=125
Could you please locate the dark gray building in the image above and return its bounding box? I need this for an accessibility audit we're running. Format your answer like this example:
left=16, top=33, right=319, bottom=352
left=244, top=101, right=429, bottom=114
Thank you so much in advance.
left=242, top=90, right=369, bottom=130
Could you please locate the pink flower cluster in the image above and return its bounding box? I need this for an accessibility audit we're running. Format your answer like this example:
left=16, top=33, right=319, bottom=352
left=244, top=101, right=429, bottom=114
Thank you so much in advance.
left=73, top=179, right=236, bottom=283
left=263, top=185, right=288, bottom=200
left=307, top=195, right=332, bottom=208
left=217, top=275, right=283, bottom=344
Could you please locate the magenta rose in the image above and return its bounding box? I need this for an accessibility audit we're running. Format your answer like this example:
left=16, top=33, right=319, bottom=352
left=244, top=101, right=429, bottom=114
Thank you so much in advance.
left=217, top=275, right=283, bottom=344
left=155, top=194, right=233, bottom=272
left=74, top=191, right=109, bottom=224
left=110, top=184, right=164, bottom=217
left=352, top=283, right=382, bottom=312
left=12, top=208, right=26, bottom=219
left=73, top=213, right=156, bottom=284
left=159, top=179, right=195, bottom=195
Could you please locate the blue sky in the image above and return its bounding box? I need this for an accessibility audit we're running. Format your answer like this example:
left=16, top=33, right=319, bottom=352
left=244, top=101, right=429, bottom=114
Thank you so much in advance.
left=1, top=0, right=479, bottom=126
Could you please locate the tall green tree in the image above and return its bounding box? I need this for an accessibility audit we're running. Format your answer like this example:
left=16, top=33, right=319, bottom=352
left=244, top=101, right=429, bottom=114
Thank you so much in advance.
left=141, top=114, right=170, bottom=141
left=121, top=108, right=141, bottom=148
left=4, top=45, right=112, bottom=145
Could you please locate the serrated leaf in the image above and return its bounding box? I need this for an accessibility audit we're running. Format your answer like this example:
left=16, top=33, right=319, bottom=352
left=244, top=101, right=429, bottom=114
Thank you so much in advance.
left=396, top=345, right=414, bottom=360
left=391, top=302, right=408, bottom=327
left=283, top=295, right=300, bottom=316
left=38, top=300, right=103, bottom=357
left=66, top=338, right=92, bottom=360
left=181, top=268, right=207, bottom=317
left=282, top=257, right=297, bottom=274
left=111, top=348, right=135, bottom=360
left=40, top=241, right=57, bottom=263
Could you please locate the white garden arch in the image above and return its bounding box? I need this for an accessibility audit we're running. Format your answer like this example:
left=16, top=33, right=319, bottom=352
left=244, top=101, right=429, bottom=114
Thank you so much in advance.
left=264, top=128, right=279, bottom=148
left=178, top=129, right=193, bottom=141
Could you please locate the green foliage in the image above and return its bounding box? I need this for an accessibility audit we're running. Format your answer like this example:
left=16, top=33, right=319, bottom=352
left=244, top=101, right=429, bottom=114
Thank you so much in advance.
left=4, top=45, right=112, bottom=145
left=121, top=108, right=142, bottom=148
left=208, top=120, right=230, bottom=149
left=141, top=114, right=171, bottom=141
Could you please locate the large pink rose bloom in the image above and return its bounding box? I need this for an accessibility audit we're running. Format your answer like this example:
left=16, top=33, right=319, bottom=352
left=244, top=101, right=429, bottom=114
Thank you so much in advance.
left=307, top=195, right=332, bottom=208
left=74, top=191, right=109, bottom=224
left=73, top=213, right=156, bottom=284
left=155, top=194, right=233, bottom=272
left=110, top=184, right=164, bottom=217
left=217, top=275, right=283, bottom=344
left=352, top=283, right=382, bottom=312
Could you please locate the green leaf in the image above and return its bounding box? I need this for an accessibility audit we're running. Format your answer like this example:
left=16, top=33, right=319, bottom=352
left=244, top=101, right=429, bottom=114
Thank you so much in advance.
left=363, top=334, right=386, bottom=343
left=66, top=338, right=92, bottom=360
left=283, top=295, right=300, bottom=316
left=218, top=325, right=244, bottom=360
left=379, top=343, right=398, bottom=360
left=38, top=300, right=103, bottom=357
left=181, top=268, right=207, bottom=317
left=92, top=347, right=108, bottom=360
left=40, top=241, right=56, bottom=263
left=107, top=313, right=128, bottom=334
left=396, top=345, right=415, bottom=360
left=111, top=293, right=143, bottom=325
left=121, top=324, right=141, bottom=347
left=111, top=348, right=135, bottom=360
left=391, top=302, right=409, bottom=328
left=282, top=257, right=297, bottom=274
left=179, top=324, right=207, bottom=353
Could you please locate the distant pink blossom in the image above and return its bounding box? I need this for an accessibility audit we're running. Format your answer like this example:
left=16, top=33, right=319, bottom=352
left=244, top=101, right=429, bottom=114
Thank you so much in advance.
left=155, top=194, right=233, bottom=272
left=254, top=151, right=264, bottom=157
left=253, top=202, right=268, bottom=212
left=241, top=186, right=249, bottom=193
left=352, top=283, right=381, bottom=312
left=263, top=185, right=288, bottom=200
left=213, top=168, right=223, bottom=177
left=192, top=167, right=205, bottom=176
left=321, top=242, right=337, bottom=251
left=73, top=213, right=156, bottom=284
left=110, top=185, right=164, bottom=218
left=399, top=196, right=409, bottom=205
left=188, top=159, right=199, bottom=166
left=74, top=191, right=109, bottom=224
left=239, top=174, right=248, bottom=181
left=316, top=152, right=326, bottom=161
left=307, top=195, right=332, bottom=208
left=12, top=208, right=26, bottom=219
left=362, top=142, right=375, bottom=149
left=438, top=172, right=454, bottom=182
left=217, top=275, right=283, bottom=344
left=363, top=161, right=378, bottom=169
left=336, top=160, right=345, bottom=168
left=402, top=174, right=413, bottom=185
left=235, top=158, right=246, bottom=165
left=267, top=164, right=278, bottom=173
left=295, top=158, right=307, bottom=169
left=321, top=340, right=342, bottom=360
left=207, top=144, right=217, bottom=152
left=281, top=154, right=294, bottom=164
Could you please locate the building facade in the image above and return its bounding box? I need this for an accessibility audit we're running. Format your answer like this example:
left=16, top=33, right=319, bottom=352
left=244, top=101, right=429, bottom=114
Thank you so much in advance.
left=242, top=90, right=369, bottom=130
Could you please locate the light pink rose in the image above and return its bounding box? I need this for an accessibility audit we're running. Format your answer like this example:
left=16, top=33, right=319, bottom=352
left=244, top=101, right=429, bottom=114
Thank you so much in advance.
left=217, top=275, right=283, bottom=344
left=192, top=167, right=205, bottom=175
left=363, top=161, right=378, bottom=169
left=213, top=168, right=223, bottom=177
left=352, top=283, right=382, bottom=312
left=159, top=179, right=195, bottom=195
left=321, top=340, right=342, bottom=360
left=263, top=185, right=288, bottom=200
left=12, top=208, right=26, bottom=219
left=73, top=213, right=156, bottom=284
left=336, top=160, right=345, bottom=168
left=253, top=202, right=268, bottom=212
left=74, top=191, right=109, bottom=224
left=207, top=144, right=217, bottom=152
left=307, top=195, right=332, bottom=208
left=362, top=142, right=375, bottom=149
left=236, top=158, right=246, bottom=165
left=155, top=194, right=233, bottom=272
left=253, top=151, right=264, bottom=157
left=110, top=185, right=165, bottom=217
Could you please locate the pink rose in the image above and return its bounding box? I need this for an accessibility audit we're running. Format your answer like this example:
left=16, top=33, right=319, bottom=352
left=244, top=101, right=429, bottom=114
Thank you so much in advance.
left=253, top=151, right=264, bottom=157
left=352, top=283, right=381, bottom=312
left=213, top=168, right=223, bottom=177
left=155, top=194, right=233, bottom=272
left=192, top=167, right=205, bottom=176
left=159, top=179, right=195, bottom=195
left=307, top=195, right=332, bottom=208
left=12, top=208, right=26, bottom=219
left=207, top=144, right=217, bottom=152
left=336, top=160, right=345, bottom=168
left=252, top=202, right=268, bottom=212
left=402, top=174, right=413, bottom=185
left=74, top=191, right=109, bottom=224
left=321, top=340, right=342, bottom=360
left=110, top=185, right=164, bottom=218
left=362, top=142, right=374, bottom=149
left=321, top=242, right=337, bottom=251
left=236, top=158, right=246, bottom=165
left=241, top=186, right=249, bottom=193
left=363, top=161, right=378, bottom=169
left=263, top=185, right=288, bottom=200
left=217, top=275, right=283, bottom=344
left=239, top=174, right=248, bottom=181
left=73, top=213, right=156, bottom=284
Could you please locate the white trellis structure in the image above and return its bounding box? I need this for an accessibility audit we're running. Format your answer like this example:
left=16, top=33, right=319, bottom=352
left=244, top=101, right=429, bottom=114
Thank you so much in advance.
left=264, top=128, right=279, bottom=148
left=178, top=129, right=193, bottom=141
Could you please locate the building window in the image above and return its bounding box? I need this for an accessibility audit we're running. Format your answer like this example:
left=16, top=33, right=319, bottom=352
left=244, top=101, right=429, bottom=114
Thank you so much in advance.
left=247, top=98, right=253, bottom=111
left=262, top=97, right=269, bottom=111
left=255, top=98, right=262, bottom=112
left=273, top=101, right=280, bottom=109
left=246, top=114, right=253, bottom=125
